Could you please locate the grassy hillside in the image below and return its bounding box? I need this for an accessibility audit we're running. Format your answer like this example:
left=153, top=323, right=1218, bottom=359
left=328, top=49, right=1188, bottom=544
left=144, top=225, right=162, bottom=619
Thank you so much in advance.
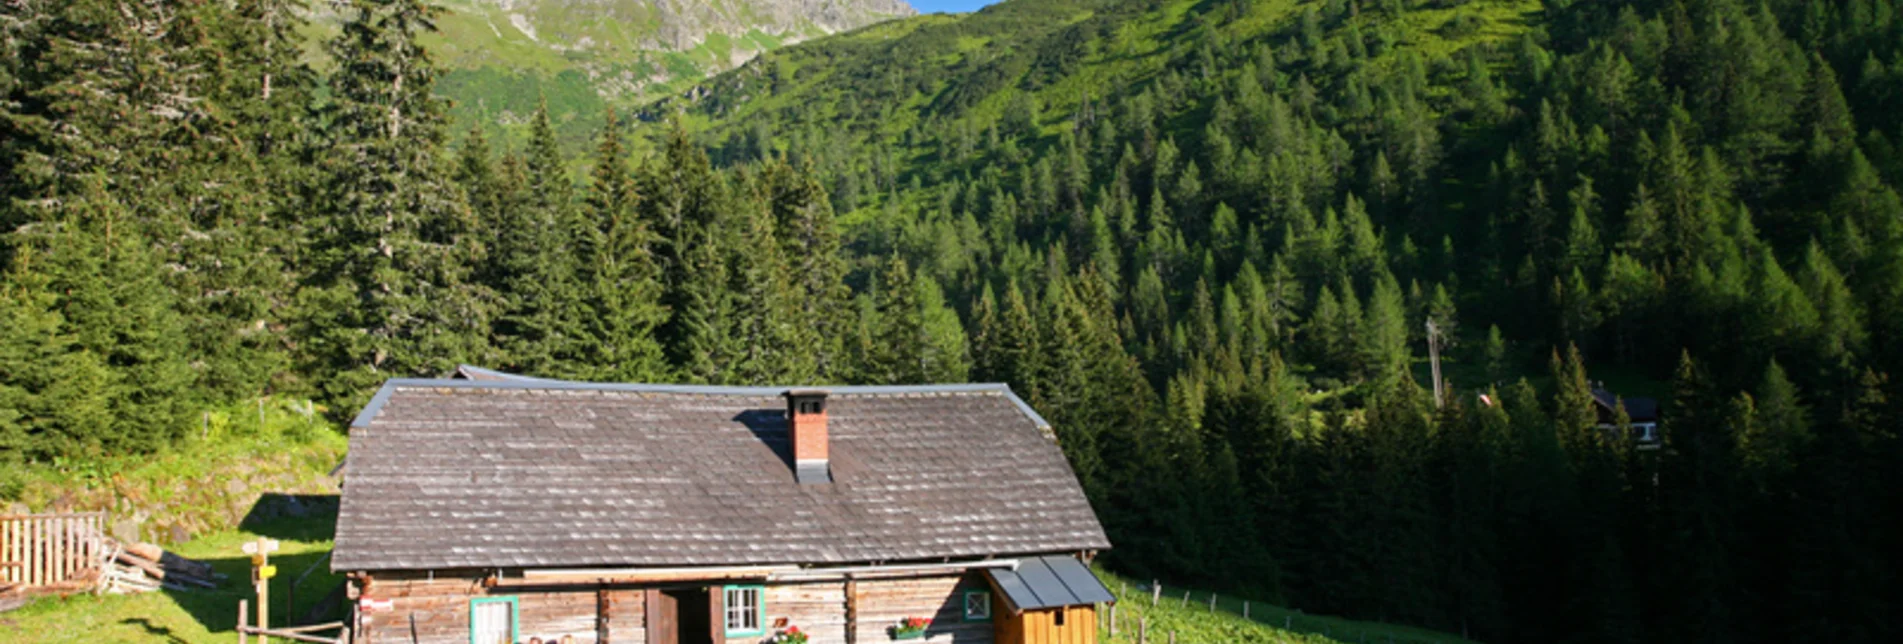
left=301, top=0, right=914, bottom=152
left=1097, top=570, right=1475, bottom=644
left=675, top=0, right=1539, bottom=147
left=1, top=398, right=346, bottom=544
left=653, top=0, right=1903, bottom=641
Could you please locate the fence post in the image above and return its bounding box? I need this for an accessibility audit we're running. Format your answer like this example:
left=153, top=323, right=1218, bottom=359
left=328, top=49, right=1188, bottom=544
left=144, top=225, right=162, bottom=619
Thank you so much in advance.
left=1138, top=617, right=1147, bottom=644
left=1243, top=601, right=1249, bottom=620
left=1151, top=581, right=1160, bottom=606
left=1168, top=632, right=1176, bottom=644
left=1179, top=590, right=1188, bottom=608
left=238, top=599, right=249, bottom=644
left=1209, top=593, right=1216, bottom=611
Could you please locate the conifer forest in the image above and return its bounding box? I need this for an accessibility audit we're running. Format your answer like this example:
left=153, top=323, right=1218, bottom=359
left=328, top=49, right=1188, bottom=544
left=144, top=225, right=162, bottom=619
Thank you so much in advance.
left=5, top=0, right=1903, bottom=641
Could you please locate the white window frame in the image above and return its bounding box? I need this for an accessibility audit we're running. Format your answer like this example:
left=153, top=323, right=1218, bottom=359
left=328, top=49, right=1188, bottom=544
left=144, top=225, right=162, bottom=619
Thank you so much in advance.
left=469, top=596, right=518, bottom=644
left=723, top=585, right=765, bottom=637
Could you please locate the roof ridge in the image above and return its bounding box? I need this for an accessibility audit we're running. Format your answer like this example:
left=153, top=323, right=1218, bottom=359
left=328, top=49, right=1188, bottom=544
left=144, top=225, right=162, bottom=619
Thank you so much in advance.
left=351, top=376, right=1051, bottom=430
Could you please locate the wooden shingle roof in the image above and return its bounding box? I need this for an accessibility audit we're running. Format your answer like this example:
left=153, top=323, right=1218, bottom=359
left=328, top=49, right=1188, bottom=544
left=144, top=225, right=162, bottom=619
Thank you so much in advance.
left=332, top=378, right=1109, bottom=572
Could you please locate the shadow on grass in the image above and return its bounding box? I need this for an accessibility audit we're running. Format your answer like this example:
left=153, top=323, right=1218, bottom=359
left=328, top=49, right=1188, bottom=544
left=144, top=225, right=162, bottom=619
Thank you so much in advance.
left=118, top=617, right=190, bottom=644
left=164, top=494, right=346, bottom=636
left=238, top=493, right=340, bottom=540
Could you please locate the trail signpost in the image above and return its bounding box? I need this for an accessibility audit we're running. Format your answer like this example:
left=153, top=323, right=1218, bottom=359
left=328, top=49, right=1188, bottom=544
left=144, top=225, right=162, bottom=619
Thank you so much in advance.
left=244, top=538, right=281, bottom=644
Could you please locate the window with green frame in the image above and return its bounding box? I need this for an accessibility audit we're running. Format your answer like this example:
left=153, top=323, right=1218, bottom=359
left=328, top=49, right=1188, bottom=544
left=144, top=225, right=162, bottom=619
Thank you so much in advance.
left=723, top=585, right=766, bottom=637
left=963, top=590, right=993, bottom=622
left=469, top=596, right=519, bottom=644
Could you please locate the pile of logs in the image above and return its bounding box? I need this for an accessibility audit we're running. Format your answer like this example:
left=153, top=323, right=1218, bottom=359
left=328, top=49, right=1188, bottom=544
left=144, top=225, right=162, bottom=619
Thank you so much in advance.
left=97, top=539, right=223, bottom=594
left=0, top=581, right=23, bottom=612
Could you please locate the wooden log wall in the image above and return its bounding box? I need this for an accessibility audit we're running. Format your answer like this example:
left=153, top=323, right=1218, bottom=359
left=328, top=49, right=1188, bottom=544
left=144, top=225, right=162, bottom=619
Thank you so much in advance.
left=0, top=512, right=105, bottom=589
left=351, top=570, right=1032, bottom=644
left=851, top=573, right=995, bottom=643
left=765, top=580, right=848, bottom=642
left=352, top=573, right=645, bottom=644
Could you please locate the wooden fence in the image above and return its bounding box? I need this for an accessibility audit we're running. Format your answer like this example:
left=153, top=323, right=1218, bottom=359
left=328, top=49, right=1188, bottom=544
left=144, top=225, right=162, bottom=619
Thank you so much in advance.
left=1, top=511, right=107, bottom=590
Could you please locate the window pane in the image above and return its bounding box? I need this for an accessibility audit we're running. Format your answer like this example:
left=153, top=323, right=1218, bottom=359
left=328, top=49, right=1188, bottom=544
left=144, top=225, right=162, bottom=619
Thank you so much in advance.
left=472, top=600, right=513, bottom=644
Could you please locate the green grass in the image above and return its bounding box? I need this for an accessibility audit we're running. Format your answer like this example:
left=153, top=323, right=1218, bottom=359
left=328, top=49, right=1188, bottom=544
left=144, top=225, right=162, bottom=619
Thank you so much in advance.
left=0, top=514, right=343, bottom=644
left=1095, top=569, right=1476, bottom=644
left=0, top=397, right=348, bottom=643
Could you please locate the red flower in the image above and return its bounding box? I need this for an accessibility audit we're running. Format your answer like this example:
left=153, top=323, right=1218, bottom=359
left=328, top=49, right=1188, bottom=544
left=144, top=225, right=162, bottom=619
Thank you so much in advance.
left=787, top=627, right=801, bottom=634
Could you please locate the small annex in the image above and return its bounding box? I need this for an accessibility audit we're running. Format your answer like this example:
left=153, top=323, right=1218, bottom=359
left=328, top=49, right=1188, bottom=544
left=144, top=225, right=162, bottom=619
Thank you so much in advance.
left=333, top=368, right=1114, bottom=644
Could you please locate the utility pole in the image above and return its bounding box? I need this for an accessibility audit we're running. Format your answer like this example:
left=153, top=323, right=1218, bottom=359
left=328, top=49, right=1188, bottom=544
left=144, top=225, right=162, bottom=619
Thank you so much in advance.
left=244, top=538, right=280, bottom=644
left=1426, top=320, right=1444, bottom=408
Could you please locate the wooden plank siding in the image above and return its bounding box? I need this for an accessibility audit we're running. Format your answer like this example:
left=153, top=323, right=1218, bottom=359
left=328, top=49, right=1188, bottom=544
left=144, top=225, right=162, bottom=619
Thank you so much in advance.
left=348, top=570, right=1098, bottom=644
left=851, top=574, right=995, bottom=643
left=765, top=580, right=849, bottom=642
left=353, top=572, right=646, bottom=644
left=995, top=606, right=1095, bottom=644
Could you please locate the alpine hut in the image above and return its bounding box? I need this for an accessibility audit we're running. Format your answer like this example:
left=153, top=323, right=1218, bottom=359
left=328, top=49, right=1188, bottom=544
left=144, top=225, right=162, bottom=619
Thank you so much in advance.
left=332, top=370, right=1114, bottom=644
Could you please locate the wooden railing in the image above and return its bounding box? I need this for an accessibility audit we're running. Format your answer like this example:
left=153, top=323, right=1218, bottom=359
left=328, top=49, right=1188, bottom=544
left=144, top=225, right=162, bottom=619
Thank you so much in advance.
left=0, top=511, right=107, bottom=589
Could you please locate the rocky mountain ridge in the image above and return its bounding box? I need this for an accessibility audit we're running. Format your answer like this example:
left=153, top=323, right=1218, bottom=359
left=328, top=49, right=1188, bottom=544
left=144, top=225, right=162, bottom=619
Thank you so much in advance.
left=308, top=0, right=917, bottom=148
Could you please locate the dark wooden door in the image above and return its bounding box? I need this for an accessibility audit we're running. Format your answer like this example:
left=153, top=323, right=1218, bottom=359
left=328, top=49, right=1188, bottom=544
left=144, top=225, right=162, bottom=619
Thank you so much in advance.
left=646, top=589, right=679, bottom=644
left=673, top=588, right=713, bottom=644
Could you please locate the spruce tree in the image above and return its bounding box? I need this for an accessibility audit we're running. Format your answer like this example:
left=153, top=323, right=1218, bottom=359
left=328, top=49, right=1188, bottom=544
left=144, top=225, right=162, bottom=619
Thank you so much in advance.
left=580, top=108, right=669, bottom=381
left=864, top=254, right=924, bottom=384
left=6, top=178, right=192, bottom=454
left=761, top=157, right=851, bottom=380
left=302, top=0, right=494, bottom=408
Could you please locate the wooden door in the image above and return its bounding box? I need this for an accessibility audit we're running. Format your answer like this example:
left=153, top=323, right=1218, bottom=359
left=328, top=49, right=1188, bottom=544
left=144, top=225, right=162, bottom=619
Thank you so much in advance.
left=647, top=588, right=679, bottom=644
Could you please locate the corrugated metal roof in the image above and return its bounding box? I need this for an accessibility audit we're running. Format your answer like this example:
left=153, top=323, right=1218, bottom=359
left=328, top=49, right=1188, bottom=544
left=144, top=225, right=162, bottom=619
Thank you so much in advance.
left=986, top=555, right=1116, bottom=611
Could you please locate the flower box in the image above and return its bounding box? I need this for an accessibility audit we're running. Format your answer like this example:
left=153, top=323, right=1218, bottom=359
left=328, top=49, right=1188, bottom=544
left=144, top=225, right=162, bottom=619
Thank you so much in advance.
left=890, top=616, right=931, bottom=640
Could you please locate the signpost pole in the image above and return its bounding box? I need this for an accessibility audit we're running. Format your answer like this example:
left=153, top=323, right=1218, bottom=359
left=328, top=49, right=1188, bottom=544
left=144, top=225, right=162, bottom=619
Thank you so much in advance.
left=244, top=538, right=280, bottom=644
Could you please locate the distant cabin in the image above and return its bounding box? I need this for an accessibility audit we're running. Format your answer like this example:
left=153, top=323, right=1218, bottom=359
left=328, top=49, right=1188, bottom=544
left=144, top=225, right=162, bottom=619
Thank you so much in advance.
left=1591, top=384, right=1661, bottom=449
left=333, top=368, right=1114, bottom=644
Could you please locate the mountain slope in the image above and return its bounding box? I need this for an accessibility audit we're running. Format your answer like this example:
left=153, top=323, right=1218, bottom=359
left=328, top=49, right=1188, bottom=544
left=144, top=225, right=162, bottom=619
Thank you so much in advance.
left=309, top=0, right=917, bottom=148
left=659, top=1, right=1903, bottom=641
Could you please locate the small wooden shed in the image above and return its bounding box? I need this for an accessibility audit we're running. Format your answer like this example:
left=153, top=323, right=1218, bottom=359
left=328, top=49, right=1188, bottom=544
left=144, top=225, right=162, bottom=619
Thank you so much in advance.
left=333, top=370, right=1115, bottom=644
left=984, top=555, right=1115, bottom=644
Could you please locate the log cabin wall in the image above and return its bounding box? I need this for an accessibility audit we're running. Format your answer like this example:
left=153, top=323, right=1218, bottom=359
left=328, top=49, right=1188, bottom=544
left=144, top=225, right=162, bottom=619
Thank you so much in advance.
left=351, top=572, right=646, bottom=644
left=351, top=570, right=1023, bottom=644
left=851, top=573, right=995, bottom=643
left=763, top=580, right=848, bottom=642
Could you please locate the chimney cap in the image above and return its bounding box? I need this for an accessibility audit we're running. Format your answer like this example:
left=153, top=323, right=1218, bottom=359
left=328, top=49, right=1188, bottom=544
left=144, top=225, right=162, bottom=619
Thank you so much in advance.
left=783, top=388, right=831, bottom=398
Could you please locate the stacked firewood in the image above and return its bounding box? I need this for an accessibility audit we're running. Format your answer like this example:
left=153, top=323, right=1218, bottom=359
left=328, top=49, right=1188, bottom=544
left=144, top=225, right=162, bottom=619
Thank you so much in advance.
left=0, top=580, right=23, bottom=612
left=97, top=539, right=223, bottom=594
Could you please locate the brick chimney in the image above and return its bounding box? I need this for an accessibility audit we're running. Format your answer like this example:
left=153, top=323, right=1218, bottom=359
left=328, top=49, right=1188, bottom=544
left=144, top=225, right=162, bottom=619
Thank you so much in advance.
left=784, top=389, right=831, bottom=484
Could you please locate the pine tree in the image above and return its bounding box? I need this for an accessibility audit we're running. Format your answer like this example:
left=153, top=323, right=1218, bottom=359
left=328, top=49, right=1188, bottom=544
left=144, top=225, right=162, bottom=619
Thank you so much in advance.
left=994, top=279, right=1044, bottom=399
left=917, top=273, right=970, bottom=383
left=5, top=178, right=192, bottom=455
left=580, top=108, right=669, bottom=382
left=641, top=120, right=732, bottom=370
left=761, top=157, right=851, bottom=380
left=727, top=198, right=805, bottom=384
left=492, top=99, right=590, bottom=376
left=1739, top=360, right=1810, bottom=488
left=1360, top=273, right=1411, bottom=387
left=302, top=0, right=495, bottom=408
left=863, top=254, right=924, bottom=384
left=0, top=243, right=112, bottom=460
